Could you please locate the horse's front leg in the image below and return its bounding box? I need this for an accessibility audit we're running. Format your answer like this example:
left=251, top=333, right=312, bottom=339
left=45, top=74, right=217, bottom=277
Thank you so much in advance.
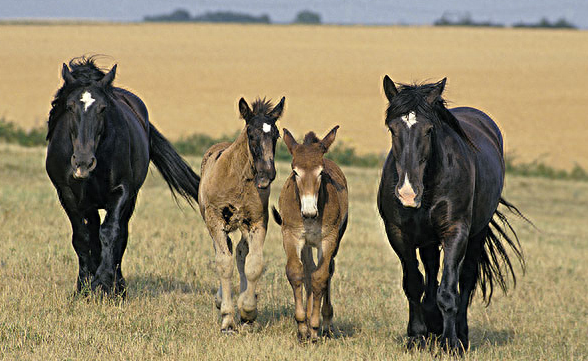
left=308, top=236, right=336, bottom=342
left=237, top=223, right=266, bottom=323
left=437, top=223, right=469, bottom=354
left=58, top=187, right=97, bottom=292
left=419, top=244, right=443, bottom=335
left=384, top=224, right=427, bottom=347
left=92, top=184, right=130, bottom=295
left=282, top=230, right=307, bottom=341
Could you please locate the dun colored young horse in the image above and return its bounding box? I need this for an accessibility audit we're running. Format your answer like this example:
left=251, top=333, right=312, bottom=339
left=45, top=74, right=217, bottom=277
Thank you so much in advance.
left=46, top=57, right=200, bottom=296
left=377, top=76, right=525, bottom=353
left=198, top=97, right=285, bottom=332
left=272, top=126, right=348, bottom=342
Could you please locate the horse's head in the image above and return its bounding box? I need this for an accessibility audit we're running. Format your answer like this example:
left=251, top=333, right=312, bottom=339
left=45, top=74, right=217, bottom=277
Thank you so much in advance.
left=283, top=126, right=339, bottom=218
left=382, top=75, right=447, bottom=209
left=239, top=96, right=285, bottom=189
left=61, top=62, right=117, bottom=179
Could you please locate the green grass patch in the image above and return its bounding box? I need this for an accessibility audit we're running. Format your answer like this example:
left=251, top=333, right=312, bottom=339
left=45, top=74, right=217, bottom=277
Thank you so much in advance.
left=2, top=118, right=586, bottom=180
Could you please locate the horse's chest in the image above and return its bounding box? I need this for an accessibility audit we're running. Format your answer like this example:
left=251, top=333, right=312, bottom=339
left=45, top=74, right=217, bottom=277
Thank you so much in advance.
left=302, top=219, right=323, bottom=247
left=399, top=213, right=438, bottom=247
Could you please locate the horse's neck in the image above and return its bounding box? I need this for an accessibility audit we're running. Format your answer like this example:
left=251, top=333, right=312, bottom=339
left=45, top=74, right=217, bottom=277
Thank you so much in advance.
left=224, top=128, right=255, bottom=181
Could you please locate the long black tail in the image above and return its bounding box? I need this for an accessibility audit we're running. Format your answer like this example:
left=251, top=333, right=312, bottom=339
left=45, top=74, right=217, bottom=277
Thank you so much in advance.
left=477, top=197, right=529, bottom=305
left=149, top=123, right=200, bottom=207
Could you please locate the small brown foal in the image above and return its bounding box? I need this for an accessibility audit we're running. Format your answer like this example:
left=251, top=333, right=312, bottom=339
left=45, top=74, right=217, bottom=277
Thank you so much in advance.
left=272, top=126, right=348, bottom=341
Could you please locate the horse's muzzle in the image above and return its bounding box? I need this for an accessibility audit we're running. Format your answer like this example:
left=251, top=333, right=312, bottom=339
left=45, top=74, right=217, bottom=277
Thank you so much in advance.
left=71, top=154, right=96, bottom=179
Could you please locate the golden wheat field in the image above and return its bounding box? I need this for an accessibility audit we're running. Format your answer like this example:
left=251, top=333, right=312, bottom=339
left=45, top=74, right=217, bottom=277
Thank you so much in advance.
left=1, top=23, right=587, bottom=169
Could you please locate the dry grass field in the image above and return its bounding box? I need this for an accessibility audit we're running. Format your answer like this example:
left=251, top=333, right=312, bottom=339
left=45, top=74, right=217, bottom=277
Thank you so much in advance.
left=1, top=23, right=588, bottom=170
left=0, top=143, right=587, bottom=360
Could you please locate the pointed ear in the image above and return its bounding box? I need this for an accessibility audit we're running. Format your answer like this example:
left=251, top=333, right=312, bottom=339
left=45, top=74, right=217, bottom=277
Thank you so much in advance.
left=426, top=77, right=446, bottom=104
left=383, top=75, right=398, bottom=102
left=62, top=63, right=75, bottom=84
left=269, top=96, right=285, bottom=119
left=282, top=128, right=298, bottom=155
left=238, top=97, right=252, bottom=121
left=99, top=64, right=117, bottom=87
left=320, top=125, right=339, bottom=152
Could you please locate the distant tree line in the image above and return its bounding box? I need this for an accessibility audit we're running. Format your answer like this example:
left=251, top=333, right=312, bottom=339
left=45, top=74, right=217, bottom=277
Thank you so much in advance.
left=144, top=9, right=322, bottom=24
left=434, top=12, right=576, bottom=29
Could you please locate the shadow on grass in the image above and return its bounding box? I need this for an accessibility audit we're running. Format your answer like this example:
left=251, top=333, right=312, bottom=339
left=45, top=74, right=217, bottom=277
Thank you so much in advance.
left=390, top=326, right=514, bottom=354
left=125, top=273, right=215, bottom=298
left=469, top=327, right=514, bottom=350
left=257, top=302, right=358, bottom=339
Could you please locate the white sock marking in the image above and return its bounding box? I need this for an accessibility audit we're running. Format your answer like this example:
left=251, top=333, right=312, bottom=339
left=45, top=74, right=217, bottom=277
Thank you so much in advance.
left=262, top=123, right=271, bottom=133
left=403, top=111, right=417, bottom=128
left=80, top=91, right=95, bottom=112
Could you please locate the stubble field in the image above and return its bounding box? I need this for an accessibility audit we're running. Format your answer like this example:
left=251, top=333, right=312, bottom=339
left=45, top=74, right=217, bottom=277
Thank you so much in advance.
left=0, top=143, right=587, bottom=360
left=1, top=23, right=588, bottom=169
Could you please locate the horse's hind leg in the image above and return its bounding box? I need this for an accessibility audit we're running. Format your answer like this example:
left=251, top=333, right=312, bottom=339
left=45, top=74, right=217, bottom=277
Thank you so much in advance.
left=84, top=209, right=102, bottom=277
left=457, top=228, right=486, bottom=349
left=112, top=196, right=136, bottom=296
left=321, top=258, right=335, bottom=337
left=207, top=215, right=236, bottom=332
left=236, top=229, right=250, bottom=305
left=237, top=224, right=266, bottom=323
left=419, top=244, right=443, bottom=335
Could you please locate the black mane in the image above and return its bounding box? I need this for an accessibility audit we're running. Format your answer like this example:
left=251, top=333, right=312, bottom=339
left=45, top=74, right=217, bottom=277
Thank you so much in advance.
left=250, top=97, right=276, bottom=117
left=47, top=56, right=112, bottom=140
left=303, top=132, right=320, bottom=145
left=386, top=82, right=475, bottom=148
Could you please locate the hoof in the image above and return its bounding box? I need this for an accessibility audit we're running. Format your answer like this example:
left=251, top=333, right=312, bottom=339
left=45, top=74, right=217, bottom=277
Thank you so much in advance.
left=407, top=335, right=428, bottom=350
left=239, top=308, right=258, bottom=323
left=220, top=327, right=237, bottom=335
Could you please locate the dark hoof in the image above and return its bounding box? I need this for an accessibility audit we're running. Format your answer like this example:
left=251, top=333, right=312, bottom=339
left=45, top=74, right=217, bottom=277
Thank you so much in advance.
left=438, top=337, right=466, bottom=356
left=407, top=335, right=428, bottom=350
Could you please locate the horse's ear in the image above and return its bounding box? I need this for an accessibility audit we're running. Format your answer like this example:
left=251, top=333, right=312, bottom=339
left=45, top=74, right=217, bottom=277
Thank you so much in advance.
left=269, top=96, right=285, bottom=119
left=426, top=77, right=447, bottom=104
left=99, top=64, right=117, bottom=87
left=282, top=128, right=298, bottom=154
left=383, top=75, right=398, bottom=102
left=62, top=63, right=75, bottom=84
left=239, top=97, right=252, bottom=121
left=320, top=125, right=339, bottom=153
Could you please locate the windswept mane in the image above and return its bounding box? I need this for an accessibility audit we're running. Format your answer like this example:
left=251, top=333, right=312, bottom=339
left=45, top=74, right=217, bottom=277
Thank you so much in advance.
left=303, top=132, right=320, bottom=145
left=386, top=82, right=475, bottom=149
left=250, top=97, right=276, bottom=117
left=47, top=56, right=112, bottom=140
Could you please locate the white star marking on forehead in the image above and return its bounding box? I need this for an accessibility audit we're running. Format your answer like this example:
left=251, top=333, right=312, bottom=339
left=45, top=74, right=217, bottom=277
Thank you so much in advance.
left=403, top=111, right=417, bottom=129
left=262, top=123, right=271, bottom=133
left=80, top=91, right=95, bottom=112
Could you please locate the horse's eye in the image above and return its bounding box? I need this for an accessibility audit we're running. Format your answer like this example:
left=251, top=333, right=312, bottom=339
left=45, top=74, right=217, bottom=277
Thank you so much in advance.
left=425, top=128, right=433, bottom=136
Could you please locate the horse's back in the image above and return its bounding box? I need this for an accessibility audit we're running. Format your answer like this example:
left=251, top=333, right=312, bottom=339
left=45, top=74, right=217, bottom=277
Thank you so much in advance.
left=451, top=107, right=505, bottom=233
left=113, top=88, right=149, bottom=132
left=200, top=142, right=233, bottom=175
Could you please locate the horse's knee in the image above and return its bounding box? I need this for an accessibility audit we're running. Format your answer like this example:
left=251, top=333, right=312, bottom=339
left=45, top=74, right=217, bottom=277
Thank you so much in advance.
left=437, top=288, right=458, bottom=315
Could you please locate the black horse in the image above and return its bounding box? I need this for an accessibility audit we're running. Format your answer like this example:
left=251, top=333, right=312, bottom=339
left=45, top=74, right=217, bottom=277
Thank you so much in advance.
left=46, top=57, right=200, bottom=296
left=377, top=75, right=525, bottom=353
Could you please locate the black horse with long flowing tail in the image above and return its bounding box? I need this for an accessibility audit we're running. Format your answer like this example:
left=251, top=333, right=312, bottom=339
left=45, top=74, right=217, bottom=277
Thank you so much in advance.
left=46, top=57, right=200, bottom=296
left=377, top=75, right=526, bottom=353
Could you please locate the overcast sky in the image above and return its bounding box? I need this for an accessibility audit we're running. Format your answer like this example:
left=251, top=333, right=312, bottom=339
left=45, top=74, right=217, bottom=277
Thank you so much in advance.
left=1, top=0, right=586, bottom=28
